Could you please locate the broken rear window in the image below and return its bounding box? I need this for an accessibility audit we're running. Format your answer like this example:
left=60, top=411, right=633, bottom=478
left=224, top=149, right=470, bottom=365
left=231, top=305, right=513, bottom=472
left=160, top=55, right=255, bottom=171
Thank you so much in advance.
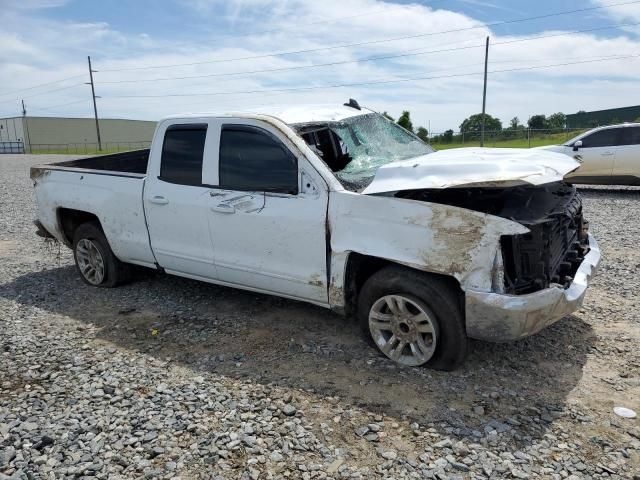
left=295, top=113, right=434, bottom=191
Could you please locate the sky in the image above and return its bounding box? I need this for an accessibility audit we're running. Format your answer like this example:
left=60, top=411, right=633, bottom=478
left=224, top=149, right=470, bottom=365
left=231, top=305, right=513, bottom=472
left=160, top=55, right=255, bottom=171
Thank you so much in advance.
left=1, top=0, right=640, bottom=133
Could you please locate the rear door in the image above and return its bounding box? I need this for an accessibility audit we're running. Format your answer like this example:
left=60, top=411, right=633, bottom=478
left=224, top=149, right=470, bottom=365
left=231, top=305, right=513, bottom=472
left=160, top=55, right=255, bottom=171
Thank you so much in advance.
left=203, top=119, right=329, bottom=304
left=143, top=121, right=218, bottom=278
left=613, top=126, right=640, bottom=180
left=572, top=128, right=619, bottom=180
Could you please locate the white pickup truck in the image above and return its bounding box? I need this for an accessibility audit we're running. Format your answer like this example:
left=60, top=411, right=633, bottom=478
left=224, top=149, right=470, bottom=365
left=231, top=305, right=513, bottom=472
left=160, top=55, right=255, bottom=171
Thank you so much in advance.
left=31, top=101, right=601, bottom=370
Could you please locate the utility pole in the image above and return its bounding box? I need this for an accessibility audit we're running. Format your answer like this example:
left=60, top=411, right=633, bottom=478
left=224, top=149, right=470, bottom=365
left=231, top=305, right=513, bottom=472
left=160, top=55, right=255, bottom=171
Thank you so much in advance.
left=22, top=99, right=32, bottom=153
left=86, top=56, right=102, bottom=151
left=480, top=36, right=489, bottom=147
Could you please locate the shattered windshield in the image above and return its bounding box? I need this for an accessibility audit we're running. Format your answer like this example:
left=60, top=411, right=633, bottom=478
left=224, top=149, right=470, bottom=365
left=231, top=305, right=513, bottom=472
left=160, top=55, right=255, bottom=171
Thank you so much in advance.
left=295, top=113, right=434, bottom=190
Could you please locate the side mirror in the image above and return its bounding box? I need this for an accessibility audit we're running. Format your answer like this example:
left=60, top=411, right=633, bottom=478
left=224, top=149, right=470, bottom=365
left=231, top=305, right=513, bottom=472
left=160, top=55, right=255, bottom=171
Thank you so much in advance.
left=573, top=140, right=583, bottom=152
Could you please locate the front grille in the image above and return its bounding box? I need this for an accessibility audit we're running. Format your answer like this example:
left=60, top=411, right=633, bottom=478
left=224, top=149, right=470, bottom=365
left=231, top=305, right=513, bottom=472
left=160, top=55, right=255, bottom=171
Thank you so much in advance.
left=501, top=193, right=589, bottom=294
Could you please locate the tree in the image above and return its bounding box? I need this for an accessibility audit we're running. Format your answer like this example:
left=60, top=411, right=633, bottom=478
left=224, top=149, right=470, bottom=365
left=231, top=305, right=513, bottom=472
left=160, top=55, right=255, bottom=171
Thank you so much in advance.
left=546, top=112, right=566, bottom=130
left=382, top=111, right=395, bottom=122
left=635, top=116, right=640, bottom=123
left=416, top=127, right=429, bottom=142
left=459, top=113, right=502, bottom=136
left=527, top=114, right=547, bottom=130
left=442, top=129, right=454, bottom=143
left=509, top=117, right=520, bottom=130
left=397, top=111, right=414, bottom=132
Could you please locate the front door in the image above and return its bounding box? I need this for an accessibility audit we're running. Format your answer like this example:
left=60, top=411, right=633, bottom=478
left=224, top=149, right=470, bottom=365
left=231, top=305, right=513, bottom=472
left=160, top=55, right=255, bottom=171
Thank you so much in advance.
left=571, top=127, right=619, bottom=179
left=205, top=121, right=329, bottom=304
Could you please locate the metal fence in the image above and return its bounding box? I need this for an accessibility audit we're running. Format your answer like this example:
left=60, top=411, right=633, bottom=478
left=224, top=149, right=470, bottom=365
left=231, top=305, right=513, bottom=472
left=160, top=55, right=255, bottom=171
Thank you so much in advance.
left=3, top=129, right=589, bottom=154
left=428, top=127, right=588, bottom=149
left=0, top=141, right=25, bottom=154
left=25, top=141, right=152, bottom=155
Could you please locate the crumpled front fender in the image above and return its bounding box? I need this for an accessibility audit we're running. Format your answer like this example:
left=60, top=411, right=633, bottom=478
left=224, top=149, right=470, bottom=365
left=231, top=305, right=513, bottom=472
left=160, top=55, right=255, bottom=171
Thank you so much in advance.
left=327, top=191, right=528, bottom=308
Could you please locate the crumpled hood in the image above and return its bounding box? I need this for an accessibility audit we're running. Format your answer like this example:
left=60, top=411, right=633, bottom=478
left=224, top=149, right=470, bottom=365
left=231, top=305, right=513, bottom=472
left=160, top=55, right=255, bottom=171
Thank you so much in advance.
left=362, top=147, right=580, bottom=194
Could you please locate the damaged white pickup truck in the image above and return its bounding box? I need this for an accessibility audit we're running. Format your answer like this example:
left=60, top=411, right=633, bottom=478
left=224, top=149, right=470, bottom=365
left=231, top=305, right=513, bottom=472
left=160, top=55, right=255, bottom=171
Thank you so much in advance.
left=31, top=101, right=601, bottom=370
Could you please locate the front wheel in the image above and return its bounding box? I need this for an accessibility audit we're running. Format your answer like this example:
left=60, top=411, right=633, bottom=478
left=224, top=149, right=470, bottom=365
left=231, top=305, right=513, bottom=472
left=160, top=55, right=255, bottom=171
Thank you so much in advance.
left=73, top=222, right=129, bottom=288
left=358, top=266, right=467, bottom=370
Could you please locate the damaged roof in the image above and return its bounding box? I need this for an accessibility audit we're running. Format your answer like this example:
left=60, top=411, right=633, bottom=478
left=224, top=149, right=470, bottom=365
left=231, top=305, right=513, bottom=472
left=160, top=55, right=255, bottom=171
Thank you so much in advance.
left=164, top=104, right=369, bottom=126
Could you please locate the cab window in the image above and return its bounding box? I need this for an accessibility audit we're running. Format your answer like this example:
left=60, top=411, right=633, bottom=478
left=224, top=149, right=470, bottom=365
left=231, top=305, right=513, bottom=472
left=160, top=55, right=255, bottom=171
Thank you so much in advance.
left=580, top=128, right=620, bottom=148
left=159, top=124, right=207, bottom=186
left=219, top=125, right=298, bottom=194
left=619, top=127, right=640, bottom=146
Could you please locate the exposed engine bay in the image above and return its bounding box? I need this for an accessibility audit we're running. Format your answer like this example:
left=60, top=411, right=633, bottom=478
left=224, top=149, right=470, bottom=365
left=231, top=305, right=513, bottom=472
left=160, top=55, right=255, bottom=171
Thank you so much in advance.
left=397, top=182, right=590, bottom=295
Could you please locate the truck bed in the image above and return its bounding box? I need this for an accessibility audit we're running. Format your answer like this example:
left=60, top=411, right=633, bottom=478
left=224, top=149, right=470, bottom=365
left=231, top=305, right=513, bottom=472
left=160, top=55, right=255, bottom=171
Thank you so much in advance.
left=31, top=149, right=157, bottom=267
left=48, top=149, right=150, bottom=175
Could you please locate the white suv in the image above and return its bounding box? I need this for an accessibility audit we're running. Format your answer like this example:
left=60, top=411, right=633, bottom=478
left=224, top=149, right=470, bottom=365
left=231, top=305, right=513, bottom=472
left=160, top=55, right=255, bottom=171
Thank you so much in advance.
left=539, top=123, right=640, bottom=185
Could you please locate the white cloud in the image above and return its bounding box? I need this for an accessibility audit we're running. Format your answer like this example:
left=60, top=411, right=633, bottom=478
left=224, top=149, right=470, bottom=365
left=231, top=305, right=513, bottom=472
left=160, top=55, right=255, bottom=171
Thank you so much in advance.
left=1, top=0, right=640, bottom=132
left=1, top=0, right=70, bottom=9
left=592, top=0, right=640, bottom=21
left=590, top=0, right=640, bottom=34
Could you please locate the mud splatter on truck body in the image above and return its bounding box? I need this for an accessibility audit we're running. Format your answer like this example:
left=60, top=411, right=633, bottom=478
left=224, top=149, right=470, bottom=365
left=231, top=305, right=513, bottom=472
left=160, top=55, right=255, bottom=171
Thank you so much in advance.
left=397, top=182, right=590, bottom=295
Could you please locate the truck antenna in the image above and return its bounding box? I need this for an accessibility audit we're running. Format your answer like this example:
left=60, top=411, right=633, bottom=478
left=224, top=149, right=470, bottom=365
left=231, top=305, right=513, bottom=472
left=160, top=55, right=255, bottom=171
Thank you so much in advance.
left=344, top=99, right=361, bottom=110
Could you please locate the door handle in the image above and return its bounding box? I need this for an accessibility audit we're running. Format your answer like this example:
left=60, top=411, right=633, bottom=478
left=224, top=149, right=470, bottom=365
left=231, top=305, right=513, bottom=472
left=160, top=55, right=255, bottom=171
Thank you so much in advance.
left=210, top=203, right=235, bottom=214
left=601, top=152, right=615, bottom=156
left=149, top=195, right=169, bottom=205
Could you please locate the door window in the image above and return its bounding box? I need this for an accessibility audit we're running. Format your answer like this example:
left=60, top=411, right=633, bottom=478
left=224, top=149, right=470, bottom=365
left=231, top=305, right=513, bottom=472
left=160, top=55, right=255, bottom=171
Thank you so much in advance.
left=219, top=125, right=298, bottom=194
left=580, top=128, right=620, bottom=148
left=619, top=127, right=640, bottom=146
left=159, top=124, right=207, bottom=186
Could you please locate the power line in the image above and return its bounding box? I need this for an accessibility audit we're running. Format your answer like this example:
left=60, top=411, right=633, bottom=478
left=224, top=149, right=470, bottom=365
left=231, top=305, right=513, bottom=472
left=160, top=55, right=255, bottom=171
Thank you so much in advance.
left=99, top=39, right=483, bottom=84
left=97, top=21, right=640, bottom=85
left=30, top=99, right=88, bottom=112
left=0, top=74, right=85, bottom=99
left=0, top=83, right=87, bottom=106
left=106, top=53, right=640, bottom=99
left=105, top=52, right=640, bottom=104
left=8, top=99, right=88, bottom=118
left=35, top=63, right=485, bottom=113
left=17, top=52, right=636, bottom=116
left=0, top=3, right=442, bottom=104
left=98, top=0, right=640, bottom=72
left=0, top=4, right=441, bottom=105
left=2, top=0, right=636, bottom=105
left=2, top=1, right=636, bottom=109
left=145, top=0, right=444, bottom=51
left=12, top=53, right=636, bottom=116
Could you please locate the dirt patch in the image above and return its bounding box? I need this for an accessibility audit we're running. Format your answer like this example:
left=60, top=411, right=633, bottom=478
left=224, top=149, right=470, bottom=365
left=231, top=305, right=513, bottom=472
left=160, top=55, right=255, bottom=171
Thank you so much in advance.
left=0, top=240, right=17, bottom=257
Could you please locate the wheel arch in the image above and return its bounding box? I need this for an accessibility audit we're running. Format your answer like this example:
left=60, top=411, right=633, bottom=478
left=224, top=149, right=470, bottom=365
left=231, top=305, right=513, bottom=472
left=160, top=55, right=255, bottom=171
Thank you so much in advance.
left=338, top=251, right=463, bottom=317
left=57, top=208, right=102, bottom=247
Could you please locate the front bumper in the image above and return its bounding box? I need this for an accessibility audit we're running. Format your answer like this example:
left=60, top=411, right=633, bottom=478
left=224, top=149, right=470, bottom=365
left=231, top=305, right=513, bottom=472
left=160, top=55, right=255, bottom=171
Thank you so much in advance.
left=465, top=234, right=601, bottom=342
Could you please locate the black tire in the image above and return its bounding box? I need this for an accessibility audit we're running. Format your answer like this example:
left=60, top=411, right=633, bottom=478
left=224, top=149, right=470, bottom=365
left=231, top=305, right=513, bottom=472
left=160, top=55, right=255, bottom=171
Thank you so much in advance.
left=72, top=222, right=130, bottom=288
left=357, top=265, right=467, bottom=370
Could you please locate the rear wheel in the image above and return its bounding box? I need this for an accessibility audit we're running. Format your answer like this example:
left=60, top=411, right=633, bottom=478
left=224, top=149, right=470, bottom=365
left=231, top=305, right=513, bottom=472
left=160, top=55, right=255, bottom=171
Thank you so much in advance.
left=358, top=266, right=467, bottom=370
left=73, top=222, right=129, bottom=287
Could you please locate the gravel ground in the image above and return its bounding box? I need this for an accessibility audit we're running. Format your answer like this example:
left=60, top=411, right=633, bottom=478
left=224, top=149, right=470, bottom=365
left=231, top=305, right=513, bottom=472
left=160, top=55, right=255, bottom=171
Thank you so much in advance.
left=1, top=154, right=639, bottom=480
